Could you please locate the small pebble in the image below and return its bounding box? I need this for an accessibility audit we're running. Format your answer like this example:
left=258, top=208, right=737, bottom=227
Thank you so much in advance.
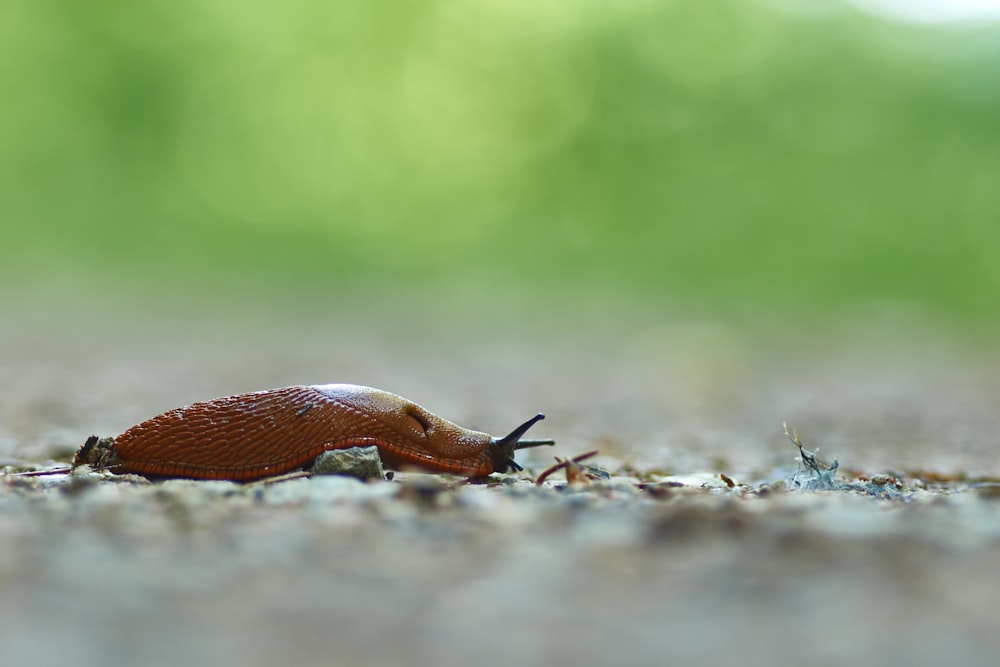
left=311, top=446, right=385, bottom=480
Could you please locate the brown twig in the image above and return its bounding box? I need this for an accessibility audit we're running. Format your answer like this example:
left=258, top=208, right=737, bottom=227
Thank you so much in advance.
left=255, top=470, right=312, bottom=485
left=4, top=466, right=73, bottom=478
left=535, top=450, right=599, bottom=486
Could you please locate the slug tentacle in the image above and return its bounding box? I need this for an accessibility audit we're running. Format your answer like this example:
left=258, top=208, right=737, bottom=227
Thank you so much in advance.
left=487, top=413, right=555, bottom=473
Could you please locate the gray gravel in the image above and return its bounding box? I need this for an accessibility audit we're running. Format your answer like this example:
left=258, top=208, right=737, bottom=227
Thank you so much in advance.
left=3, top=306, right=1000, bottom=667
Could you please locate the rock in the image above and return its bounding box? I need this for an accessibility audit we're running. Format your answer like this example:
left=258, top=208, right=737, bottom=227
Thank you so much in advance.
left=311, top=446, right=385, bottom=481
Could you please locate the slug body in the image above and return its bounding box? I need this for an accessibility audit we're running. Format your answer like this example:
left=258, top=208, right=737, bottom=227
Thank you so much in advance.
left=74, top=384, right=551, bottom=481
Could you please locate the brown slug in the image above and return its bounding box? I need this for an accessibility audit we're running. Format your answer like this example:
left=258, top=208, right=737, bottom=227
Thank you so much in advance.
left=73, top=384, right=554, bottom=481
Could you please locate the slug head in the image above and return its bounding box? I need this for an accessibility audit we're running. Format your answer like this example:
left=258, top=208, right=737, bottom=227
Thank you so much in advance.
left=487, top=413, right=555, bottom=473
left=311, top=384, right=553, bottom=475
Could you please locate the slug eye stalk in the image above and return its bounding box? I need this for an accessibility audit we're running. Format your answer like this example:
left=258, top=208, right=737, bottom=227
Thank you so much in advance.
left=489, top=413, right=555, bottom=472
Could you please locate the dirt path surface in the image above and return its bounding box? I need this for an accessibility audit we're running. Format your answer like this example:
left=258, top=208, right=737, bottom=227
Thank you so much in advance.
left=3, top=309, right=999, bottom=666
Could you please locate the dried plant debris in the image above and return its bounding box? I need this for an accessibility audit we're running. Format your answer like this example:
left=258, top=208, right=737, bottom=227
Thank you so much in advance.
left=783, top=422, right=909, bottom=499
left=784, top=422, right=841, bottom=491
left=535, top=450, right=608, bottom=487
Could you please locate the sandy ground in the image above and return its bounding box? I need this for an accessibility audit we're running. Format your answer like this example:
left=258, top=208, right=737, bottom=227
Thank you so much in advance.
left=2, top=305, right=999, bottom=667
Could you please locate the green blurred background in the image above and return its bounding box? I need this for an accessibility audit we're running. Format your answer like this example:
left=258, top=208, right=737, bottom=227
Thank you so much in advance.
left=3, top=0, right=999, bottom=330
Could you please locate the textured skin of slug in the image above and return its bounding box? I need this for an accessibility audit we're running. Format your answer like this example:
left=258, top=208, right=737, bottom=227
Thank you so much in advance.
left=89, top=384, right=498, bottom=481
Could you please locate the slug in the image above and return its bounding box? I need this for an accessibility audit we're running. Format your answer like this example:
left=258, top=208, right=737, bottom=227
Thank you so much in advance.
left=73, top=384, right=554, bottom=481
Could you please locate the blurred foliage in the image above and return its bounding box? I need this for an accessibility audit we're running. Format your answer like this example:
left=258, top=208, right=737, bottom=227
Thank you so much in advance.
left=2, top=0, right=999, bottom=324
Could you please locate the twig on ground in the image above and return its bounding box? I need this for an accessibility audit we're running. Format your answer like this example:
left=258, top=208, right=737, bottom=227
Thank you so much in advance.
left=535, top=450, right=600, bottom=486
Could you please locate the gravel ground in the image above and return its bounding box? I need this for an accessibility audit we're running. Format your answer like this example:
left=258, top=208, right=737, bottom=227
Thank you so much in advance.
left=2, top=306, right=999, bottom=667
